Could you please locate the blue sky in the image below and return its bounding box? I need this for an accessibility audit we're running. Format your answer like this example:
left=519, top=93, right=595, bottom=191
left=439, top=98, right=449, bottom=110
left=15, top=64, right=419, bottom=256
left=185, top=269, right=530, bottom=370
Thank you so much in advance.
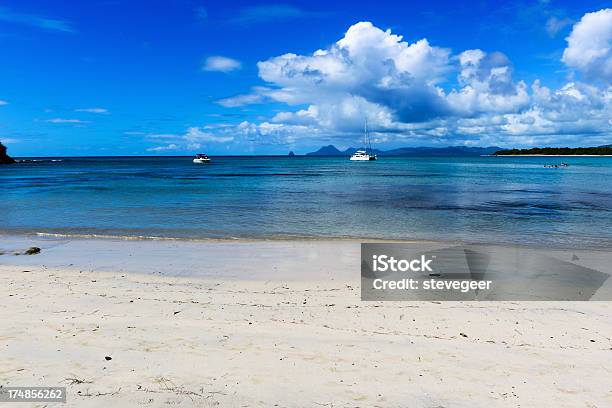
left=0, top=0, right=610, bottom=156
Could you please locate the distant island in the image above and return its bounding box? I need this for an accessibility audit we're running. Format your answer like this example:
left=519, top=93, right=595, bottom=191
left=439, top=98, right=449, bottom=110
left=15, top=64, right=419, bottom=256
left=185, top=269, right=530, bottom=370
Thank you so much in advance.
left=494, top=146, right=612, bottom=156
left=306, top=145, right=501, bottom=157
left=0, top=142, right=16, bottom=164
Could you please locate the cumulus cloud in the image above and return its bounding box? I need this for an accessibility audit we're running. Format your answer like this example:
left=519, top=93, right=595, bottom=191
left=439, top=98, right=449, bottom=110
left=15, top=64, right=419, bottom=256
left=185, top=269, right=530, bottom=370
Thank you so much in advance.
left=447, top=49, right=530, bottom=116
left=203, top=56, right=242, bottom=73
left=249, top=21, right=531, bottom=137
left=256, top=21, right=452, bottom=123
left=562, top=9, right=612, bottom=82
left=207, top=17, right=612, bottom=148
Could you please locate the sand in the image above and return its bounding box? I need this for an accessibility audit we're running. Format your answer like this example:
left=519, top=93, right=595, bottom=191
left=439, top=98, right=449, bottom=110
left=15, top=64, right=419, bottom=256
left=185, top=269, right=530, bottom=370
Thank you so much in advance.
left=1, top=236, right=611, bottom=407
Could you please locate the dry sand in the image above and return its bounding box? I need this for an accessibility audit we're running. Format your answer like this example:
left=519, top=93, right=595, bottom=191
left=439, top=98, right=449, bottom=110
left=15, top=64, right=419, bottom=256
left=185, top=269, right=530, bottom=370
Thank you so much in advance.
left=1, top=236, right=611, bottom=407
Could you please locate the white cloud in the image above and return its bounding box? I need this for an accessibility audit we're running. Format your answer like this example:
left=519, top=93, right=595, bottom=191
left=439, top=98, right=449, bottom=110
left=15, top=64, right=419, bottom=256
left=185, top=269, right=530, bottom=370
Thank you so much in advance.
left=562, top=9, right=612, bottom=82
left=141, top=127, right=235, bottom=153
left=206, top=18, right=612, bottom=148
left=46, top=118, right=88, bottom=124
left=231, top=5, right=325, bottom=24
left=256, top=21, right=451, bottom=120
left=0, top=6, right=74, bottom=33
left=251, top=21, right=530, bottom=135
left=545, top=16, right=573, bottom=37
left=447, top=50, right=530, bottom=116
left=0, top=100, right=7, bottom=106
left=203, top=56, right=242, bottom=73
left=217, top=91, right=266, bottom=107
left=146, top=144, right=178, bottom=152
left=75, top=108, right=108, bottom=114
left=184, top=127, right=234, bottom=143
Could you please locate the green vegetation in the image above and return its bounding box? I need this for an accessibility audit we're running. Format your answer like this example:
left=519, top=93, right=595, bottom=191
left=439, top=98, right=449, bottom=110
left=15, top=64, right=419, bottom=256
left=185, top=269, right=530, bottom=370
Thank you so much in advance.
left=0, top=142, right=16, bottom=164
left=494, top=146, right=612, bottom=156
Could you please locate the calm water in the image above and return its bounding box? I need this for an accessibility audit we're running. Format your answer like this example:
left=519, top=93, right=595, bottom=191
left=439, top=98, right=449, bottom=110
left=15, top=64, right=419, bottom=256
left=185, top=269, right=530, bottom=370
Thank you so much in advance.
left=1, top=156, right=611, bottom=248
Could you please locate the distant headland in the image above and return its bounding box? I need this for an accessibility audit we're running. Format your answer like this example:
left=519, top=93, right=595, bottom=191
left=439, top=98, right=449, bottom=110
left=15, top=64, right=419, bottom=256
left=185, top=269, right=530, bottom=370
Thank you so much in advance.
left=305, top=144, right=612, bottom=157
left=494, top=146, right=612, bottom=156
left=0, top=142, right=16, bottom=164
left=306, top=145, right=501, bottom=157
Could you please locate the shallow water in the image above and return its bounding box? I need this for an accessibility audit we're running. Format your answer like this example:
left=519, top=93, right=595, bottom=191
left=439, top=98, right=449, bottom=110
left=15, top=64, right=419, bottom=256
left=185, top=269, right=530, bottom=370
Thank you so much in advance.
left=1, top=156, right=611, bottom=248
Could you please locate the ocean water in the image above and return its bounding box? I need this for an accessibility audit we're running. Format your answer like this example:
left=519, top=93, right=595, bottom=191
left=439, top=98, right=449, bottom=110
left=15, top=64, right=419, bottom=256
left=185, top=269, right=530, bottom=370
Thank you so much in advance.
left=1, top=156, right=611, bottom=248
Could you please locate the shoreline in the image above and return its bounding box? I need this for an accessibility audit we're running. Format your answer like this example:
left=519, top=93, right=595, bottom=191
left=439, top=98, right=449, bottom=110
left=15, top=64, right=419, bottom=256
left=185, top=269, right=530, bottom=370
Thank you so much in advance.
left=16, top=231, right=435, bottom=244
left=2, top=231, right=611, bottom=252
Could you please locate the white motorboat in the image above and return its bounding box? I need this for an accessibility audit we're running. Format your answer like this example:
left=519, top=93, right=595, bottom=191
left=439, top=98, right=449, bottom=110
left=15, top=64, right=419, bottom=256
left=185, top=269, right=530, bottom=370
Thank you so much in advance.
left=193, top=153, right=211, bottom=163
left=350, top=120, right=377, bottom=161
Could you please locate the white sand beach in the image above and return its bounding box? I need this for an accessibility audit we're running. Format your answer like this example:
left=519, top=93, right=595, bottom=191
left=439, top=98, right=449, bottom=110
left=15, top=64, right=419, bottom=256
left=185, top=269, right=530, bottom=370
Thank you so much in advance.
left=1, top=236, right=611, bottom=407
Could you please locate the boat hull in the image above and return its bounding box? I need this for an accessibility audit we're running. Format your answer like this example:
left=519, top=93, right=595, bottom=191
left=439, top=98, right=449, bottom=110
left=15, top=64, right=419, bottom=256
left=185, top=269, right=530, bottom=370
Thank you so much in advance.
left=349, top=156, right=377, bottom=161
left=193, top=158, right=211, bottom=163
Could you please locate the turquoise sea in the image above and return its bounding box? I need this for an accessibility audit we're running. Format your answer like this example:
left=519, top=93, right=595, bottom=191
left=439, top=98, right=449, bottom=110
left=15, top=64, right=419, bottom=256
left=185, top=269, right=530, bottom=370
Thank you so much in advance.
left=1, top=156, right=611, bottom=248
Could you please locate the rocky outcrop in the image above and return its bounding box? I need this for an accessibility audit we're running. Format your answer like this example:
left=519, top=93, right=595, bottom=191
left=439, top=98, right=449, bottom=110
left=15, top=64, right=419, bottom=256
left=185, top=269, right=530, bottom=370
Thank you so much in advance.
left=0, top=142, right=16, bottom=164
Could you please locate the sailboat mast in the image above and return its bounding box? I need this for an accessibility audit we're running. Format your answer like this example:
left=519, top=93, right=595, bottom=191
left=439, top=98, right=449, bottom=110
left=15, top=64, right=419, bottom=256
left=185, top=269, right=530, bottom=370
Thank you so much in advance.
left=364, top=119, right=367, bottom=151
left=364, top=119, right=373, bottom=155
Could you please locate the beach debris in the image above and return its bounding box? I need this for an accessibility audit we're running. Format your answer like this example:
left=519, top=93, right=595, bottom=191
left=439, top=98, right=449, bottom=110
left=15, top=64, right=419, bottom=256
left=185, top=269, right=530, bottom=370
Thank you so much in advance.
left=104, top=356, right=112, bottom=361
left=459, top=332, right=468, bottom=338
left=24, top=247, right=41, bottom=255
left=77, top=388, right=121, bottom=397
left=173, top=311, right=181, bottom=315
left=572, top=254, right=580, bottom=261
left=147, top=376, right=227, bottom=401
left=65, top=376, right=93, bottom=385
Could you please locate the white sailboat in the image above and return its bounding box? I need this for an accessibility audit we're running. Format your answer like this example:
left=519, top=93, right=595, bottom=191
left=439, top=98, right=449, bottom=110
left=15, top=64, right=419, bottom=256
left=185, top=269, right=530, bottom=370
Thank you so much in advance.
left=350, top=120, right=377, bottom=161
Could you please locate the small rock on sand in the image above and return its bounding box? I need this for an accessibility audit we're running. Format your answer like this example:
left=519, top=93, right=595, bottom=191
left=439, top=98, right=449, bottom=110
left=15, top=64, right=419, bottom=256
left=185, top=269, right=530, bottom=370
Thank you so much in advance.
left=24, top=247, right=41, bottom=255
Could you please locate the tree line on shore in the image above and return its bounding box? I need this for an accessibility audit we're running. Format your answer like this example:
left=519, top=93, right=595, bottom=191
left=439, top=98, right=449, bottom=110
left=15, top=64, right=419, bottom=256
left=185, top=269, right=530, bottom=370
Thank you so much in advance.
left=0, top=142, right=16, bottom=164
left=494, top=146, right=612, bottom=155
